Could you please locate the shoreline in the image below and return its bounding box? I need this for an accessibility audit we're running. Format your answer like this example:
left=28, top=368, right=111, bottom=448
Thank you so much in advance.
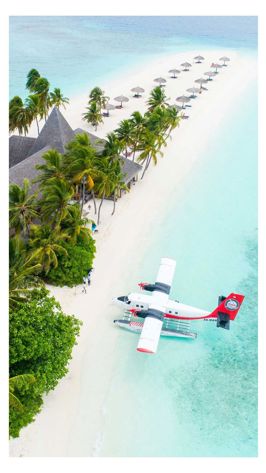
left=9, top=48, right=257, bottom=457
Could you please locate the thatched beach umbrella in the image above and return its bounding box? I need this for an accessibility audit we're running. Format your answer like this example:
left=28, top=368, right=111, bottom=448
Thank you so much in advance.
left=220, top=56, right=230, bottom=66
left=194, top=55, right=205, bottom=63
left=186, top=87, right=201, bottom=98
left=114, top=95, right=129, bottom=108
left=131, top=86, right=145, bottom=97
left=154, top=77, right=167, bottom=86
left=103, top=103, right=116, bottom=117
left=211, top=63, right=223, bottom=73
left=204, top=71, right=216, bottom=80
left=180, top=62, right=192, bottom=71
left=195, top=78, right=208, bottom=89
left=176, top=95, right=191, bottom=108
left=168, top=69, right=181, bottom=78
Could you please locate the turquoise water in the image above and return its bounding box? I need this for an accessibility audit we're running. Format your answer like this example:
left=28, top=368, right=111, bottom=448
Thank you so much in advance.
left=89, top=81, right=257, bottom=457
left=9, top=16, right=257, bottom=99
left=9, top=17, right=257, bottom=456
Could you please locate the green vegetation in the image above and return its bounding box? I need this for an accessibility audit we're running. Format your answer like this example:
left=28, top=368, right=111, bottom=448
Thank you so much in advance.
left=46, top=237, right=96, bottom=287
left=9, top=77, right=183, bottom=438
left=83, top=101, right=103, bottom=131
left=9, top=288, right=81, bottom=437
left=9, top=69, right=69, bottom=135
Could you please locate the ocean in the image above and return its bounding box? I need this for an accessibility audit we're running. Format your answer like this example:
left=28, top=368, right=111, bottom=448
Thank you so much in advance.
left=9, top=16, right=257, bottom=99
left=96, top=81, right=258, bottom=457
left=9, top=16, right=258, bottom=456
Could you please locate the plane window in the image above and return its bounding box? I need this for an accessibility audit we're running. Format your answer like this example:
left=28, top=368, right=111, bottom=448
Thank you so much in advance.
left=175, top=312, right=178, bottom=314
left=136, top=304, right=139, bottom=307
left=169, top=310, right=172, bottom=313
left=141, top=305, right=143, bottom=308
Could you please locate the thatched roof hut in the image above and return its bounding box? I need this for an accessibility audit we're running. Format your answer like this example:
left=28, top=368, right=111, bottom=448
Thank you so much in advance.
left=9, top=107, right=142, bottom=190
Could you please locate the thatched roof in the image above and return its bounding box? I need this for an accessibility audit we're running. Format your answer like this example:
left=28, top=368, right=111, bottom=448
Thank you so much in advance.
left=29, top=107, right=75, bottom=156
left=9, top=109, right=142, bottom=190
left=120, top=158, right=142, bottom=184
left=9, top=145, right=51, bottom=190
left=9, top=135, right=36, bottom=168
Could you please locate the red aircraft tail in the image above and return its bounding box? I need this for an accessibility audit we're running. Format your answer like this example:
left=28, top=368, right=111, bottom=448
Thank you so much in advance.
left=209, top=293, right=244, bottom=330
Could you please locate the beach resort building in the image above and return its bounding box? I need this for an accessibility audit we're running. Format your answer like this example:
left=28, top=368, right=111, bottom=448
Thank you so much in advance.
left=9, top=107, right=142, bottom=195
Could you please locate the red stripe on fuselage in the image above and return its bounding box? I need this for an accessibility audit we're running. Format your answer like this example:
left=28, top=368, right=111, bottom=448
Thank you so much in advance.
left=164, top=313, right=213, bottom=321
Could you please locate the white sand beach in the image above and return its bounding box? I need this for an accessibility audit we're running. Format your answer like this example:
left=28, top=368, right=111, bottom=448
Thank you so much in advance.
left=9, top=49, right=257, bottom=456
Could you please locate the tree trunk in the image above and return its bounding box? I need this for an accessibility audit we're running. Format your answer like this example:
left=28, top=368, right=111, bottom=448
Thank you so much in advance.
left=112, top=192, right=117, bottom=216
left=97, top=194, right=105, bottom=225
left=35, top=117, right=40, bottom=135
left=81, top=181, right=85, bottom=214
left=91, top=189, right=97, bottom=214
left=141, top=155, right=151, bottom=179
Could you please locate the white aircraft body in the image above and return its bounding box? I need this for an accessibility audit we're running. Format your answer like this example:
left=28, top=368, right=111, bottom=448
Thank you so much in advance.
left=113, top=258, right=244, bottom=354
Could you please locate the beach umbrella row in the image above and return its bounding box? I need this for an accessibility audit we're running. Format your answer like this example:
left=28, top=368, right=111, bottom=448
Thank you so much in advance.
left=103, top=54, right=230, bottom=115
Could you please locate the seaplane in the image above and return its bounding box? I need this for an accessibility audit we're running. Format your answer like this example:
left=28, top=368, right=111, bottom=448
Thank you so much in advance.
left=113, top=258, right=244, bottom=354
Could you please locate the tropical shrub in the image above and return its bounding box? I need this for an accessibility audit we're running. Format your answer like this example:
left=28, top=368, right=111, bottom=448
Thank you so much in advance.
left=9, top=287, right=81, bottom=437
left=46, top=236, right=96, bottom=287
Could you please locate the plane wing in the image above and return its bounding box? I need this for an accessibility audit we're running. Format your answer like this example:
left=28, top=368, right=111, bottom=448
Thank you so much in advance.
left=137, top=258, right=176, bottom=354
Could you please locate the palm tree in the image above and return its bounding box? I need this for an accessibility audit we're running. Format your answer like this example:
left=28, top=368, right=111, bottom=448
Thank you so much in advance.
left=34, top=77, right=50, bottom=121
left=29, top=225, right=69, bottom=274
left=9, top=98, right=33, bottom=136
left=39, top=179, right=74, bottom=229
left=9, top=237, right=42, bottom=307
left=146, top=106, right=169, bottom=136
left=94, top=159, right=116, bottom=224
left=34, top=149, right=68, bottom=184
left=17, top=105, right=34, bottom=136
left=65, top=133, right=98, bottom=214
left=61, top=204, right=92, bottom=244
left=115, top=119, right=134, bottom=158
left=130, top=111, right=147, bottom=161
left=83, top=101, right=103, bottom=131
left=110, top=163, right=128, bottom=216
left=50, top=88, right=69, bottom=110
left=137, top=129, right=163, bottom=179
left=164, top=106, right=181, bottom=139
left=25, top=94, right=41, bottom=135
left=9, top=96, right=23, bottom=134
left=147, top=86, right=169, bottom=111
left=89, top=87, right=109, bottom=109
left=26, top=68, right=41, bottom=92
left=101, top=132, right=120, bottom=161
left=9, top=374, right=36, bottom=411
left=9, top=179, right=39, bottom=238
